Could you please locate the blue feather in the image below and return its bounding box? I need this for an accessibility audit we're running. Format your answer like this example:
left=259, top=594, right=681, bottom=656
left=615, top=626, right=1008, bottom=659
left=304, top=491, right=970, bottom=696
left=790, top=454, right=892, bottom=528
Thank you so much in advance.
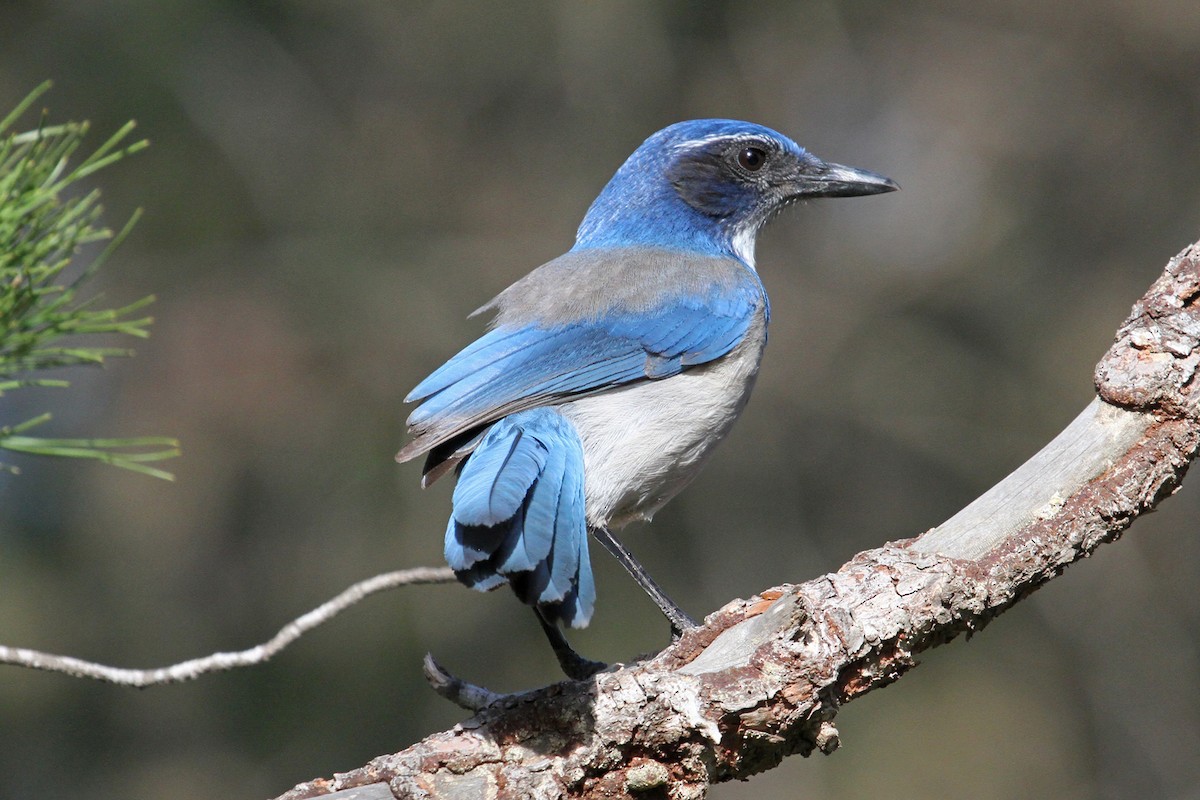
left=643, top=353, right=682, bottom=379
left=451, top=420, right=548, bottom=526
left=405, top=326, right=539, bottom=402
left=444, top=515, right=508, bottom=571
left=406, top=280, right=761, bottom=446
left=454, top=557, right=509, bottom=592
left=532, top=458, right=592, bottom=628
left=569, top=528, right=596, bottom=626
left=443, top=408, right=592, bottom=625
left=517, top=443, right=568, bottom=568
left=548, top=460, right=583, bottom=602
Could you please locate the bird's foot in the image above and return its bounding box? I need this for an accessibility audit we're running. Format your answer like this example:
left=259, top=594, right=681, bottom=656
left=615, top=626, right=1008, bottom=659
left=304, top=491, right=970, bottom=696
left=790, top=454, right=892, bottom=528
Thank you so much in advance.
left=536, top=610, right=608, bottom=679
left=555, top=647, right=608, bottom=681
left=667, top=608, right=699, bottom=639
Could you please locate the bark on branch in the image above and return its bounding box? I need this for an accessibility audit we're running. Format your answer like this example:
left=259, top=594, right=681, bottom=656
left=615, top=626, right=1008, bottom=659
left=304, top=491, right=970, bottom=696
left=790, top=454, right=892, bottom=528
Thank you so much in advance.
left=276, top=240, right=1200, bottom=800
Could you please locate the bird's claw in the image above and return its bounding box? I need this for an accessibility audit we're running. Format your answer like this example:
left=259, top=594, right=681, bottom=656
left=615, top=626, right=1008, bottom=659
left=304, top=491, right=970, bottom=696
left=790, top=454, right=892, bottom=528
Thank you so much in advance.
left=557, top=650, right=607, bottom=680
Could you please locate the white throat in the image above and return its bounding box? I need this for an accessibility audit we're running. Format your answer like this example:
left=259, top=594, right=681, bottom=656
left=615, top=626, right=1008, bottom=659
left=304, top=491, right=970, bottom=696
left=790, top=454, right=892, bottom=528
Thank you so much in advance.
left=731, top=227, right=758, bottom=271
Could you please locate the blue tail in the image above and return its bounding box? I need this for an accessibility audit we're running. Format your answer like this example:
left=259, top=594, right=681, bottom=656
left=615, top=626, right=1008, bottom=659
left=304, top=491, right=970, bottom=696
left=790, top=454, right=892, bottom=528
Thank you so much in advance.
left=444, top=408, right=595, bottom=628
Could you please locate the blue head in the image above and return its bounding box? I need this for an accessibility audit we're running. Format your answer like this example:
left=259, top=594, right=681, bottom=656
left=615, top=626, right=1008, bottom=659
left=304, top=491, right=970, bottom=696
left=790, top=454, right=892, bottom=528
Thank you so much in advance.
left=573, top=119, right=897, bottom=267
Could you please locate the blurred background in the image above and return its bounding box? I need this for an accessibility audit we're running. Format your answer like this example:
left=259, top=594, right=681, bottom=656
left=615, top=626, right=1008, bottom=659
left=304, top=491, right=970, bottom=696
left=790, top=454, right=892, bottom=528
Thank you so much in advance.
left=1, top=1, right=1199, bottom=798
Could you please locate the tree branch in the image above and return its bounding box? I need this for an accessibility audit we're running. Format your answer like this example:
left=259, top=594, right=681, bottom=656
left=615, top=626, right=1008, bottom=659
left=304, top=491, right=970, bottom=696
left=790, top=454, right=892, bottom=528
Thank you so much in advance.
left=273, top=239, right=1200, bottom=800
left=0, top=567, right=455, bottom=685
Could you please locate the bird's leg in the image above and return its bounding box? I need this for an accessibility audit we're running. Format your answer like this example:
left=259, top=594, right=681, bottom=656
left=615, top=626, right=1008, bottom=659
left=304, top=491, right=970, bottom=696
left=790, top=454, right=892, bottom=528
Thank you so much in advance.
left=535, top=608, right=606, bottom=680
left=590, top=526, right=698, bottom=635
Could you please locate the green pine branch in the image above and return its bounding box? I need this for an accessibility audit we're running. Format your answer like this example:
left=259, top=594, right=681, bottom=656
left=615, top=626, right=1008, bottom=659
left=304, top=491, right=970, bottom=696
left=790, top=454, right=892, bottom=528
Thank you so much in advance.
left=0, top=82, right=179, bottom=480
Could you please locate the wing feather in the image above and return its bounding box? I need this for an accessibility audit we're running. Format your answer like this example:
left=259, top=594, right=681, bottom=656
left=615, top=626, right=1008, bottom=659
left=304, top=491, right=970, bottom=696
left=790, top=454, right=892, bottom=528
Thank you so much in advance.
left=398, top=249, right=766, bottom=467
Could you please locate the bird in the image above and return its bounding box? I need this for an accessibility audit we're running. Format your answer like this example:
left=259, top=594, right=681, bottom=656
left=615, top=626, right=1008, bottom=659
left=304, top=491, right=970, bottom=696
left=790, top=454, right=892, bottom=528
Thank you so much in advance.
left=397, top=119, right=897, bottom=678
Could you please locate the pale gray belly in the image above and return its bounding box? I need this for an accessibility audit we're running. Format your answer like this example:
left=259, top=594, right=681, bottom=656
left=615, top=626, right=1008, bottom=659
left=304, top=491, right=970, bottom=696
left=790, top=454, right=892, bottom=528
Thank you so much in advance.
left=557, top=316, right=766, bottom=529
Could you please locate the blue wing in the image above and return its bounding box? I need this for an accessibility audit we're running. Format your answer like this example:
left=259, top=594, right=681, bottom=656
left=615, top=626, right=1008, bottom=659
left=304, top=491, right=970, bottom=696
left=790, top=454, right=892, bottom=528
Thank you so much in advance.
left=397, top=249, right=766, bottom=467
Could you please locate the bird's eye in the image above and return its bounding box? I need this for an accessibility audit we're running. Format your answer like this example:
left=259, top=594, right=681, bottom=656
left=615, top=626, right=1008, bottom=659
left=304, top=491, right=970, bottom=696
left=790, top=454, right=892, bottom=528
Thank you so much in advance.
left=737, top=146, right=767, bottom=172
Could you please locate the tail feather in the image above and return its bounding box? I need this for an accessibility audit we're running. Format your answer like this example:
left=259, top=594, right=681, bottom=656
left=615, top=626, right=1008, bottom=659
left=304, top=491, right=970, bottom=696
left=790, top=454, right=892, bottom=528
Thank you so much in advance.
left=455, top=559, right=509, bottom=592
left=512, top=456, right=583, bottom=607
left=443, top=514, right=509, bottom=571
left=516, top=444, right=567, bottom=568
left=546, top=522, right=595, bottom=628
left=443, top=408, right=595, bottom=628
left=549, top=463, right=584, bottom=601
left=451, top=426, right=548, bottom=526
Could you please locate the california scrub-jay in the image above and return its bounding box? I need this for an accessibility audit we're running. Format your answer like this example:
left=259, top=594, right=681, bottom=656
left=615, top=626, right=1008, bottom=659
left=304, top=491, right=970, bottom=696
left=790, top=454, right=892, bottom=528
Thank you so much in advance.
left=398, top=119, right=896, bottom=677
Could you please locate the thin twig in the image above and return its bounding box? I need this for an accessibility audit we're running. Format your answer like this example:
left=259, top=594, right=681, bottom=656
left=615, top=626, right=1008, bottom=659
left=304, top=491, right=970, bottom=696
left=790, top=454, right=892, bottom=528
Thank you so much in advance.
left=0, top=566, right=455, bottom=686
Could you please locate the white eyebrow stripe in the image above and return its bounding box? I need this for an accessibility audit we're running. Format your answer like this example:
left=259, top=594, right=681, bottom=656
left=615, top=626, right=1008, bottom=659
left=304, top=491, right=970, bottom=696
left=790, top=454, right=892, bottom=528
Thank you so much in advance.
left=670, top=133, right=742, bottom=152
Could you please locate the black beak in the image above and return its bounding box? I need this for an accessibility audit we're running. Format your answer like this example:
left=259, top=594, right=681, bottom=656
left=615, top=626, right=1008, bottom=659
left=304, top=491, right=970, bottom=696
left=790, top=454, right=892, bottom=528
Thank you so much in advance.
left=791, top=160, right=900, bottom=198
